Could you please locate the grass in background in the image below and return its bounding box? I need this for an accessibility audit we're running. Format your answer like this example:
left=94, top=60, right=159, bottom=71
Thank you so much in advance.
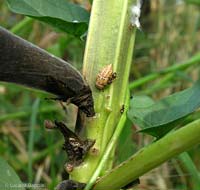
left=0, top=0, right=200, bottom=189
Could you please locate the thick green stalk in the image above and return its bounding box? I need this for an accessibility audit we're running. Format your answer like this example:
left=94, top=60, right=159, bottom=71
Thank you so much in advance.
left=84, top=92, right=130, bottom=190
left=71, top=0, right=136, bottom=183
left=93, top=119, right=200, bottom=190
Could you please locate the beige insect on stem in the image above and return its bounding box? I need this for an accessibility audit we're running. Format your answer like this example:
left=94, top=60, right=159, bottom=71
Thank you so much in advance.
left=95, top=64, right=116, bottom=90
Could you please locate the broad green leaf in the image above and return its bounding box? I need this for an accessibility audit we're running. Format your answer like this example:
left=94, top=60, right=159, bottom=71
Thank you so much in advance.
left=0, top=157, right=24, bottom=190
left=6, top=0, right=90, bottom=37
left=128, top=80, right=200, bottom=138
left=117, top=119, right=137, bottom=164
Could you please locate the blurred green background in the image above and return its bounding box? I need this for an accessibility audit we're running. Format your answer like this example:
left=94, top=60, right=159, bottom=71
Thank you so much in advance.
left=0, top=0, right=200, bottom=189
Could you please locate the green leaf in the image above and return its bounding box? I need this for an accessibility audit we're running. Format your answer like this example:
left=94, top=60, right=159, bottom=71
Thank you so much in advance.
left=128, top=80, right=200, bottom=138
left=6, top=0, right=90, bottom=37
left=117, top=119, right=137, bottom=164
left=0, top=157, right=24, bottom=190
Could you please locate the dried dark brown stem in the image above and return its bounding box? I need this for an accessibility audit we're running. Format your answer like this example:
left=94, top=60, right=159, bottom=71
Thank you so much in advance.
left=44, top=120, right=95, bottom=171
left=0, top=26, right=94, bottom=116
left=56, top=180, right=86, bottom=190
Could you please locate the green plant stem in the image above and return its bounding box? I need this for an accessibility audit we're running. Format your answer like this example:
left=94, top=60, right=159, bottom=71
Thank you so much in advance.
left=71, top=0, right=137, bottom=183
left=28, top=98, right=40, bottom=182
left=10, top=17, right=33, bottom=34
left=93, top=119, right=200, bottom=190
left=129, top=53, right=200, bottom=90
left=179, top=152, right=200, bottom=187
left=84, top=92, right=130, bottom=190
left=142, top=73, right=174, bottom=95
